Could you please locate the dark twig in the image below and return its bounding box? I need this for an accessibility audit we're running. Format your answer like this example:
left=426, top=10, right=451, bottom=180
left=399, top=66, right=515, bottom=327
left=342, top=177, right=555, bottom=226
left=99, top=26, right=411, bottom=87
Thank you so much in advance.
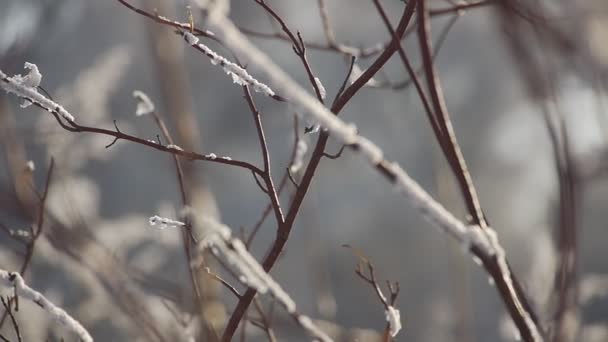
left=252, top=171, right=269, bottom=194
left=416, top=0, right=486, bottom=228
left=430, top=0, right=495, bottom=17
left=47, top=109, right=264, bottom=175
left=416, top=1, right=542, bottom=340
left=322, top=144, right=346, bottom=160
left=243, top=86, right=285, bottom=228
left=245, top=117, right=301, bottom=249
left=386, top=14, right=459, bottom=91
left=331, top=56, right=357, bottom=109
left=221, top=2, right=418, bottom=340
left=0, top=159, right=54, bottom=329
left=236, top=1, right=492, bottom=58
left=286, top=168, right=300, bottom=188
left=105, top=120, right=122, bottom=148
left=1, top=297, right=22, bottom=342
left=203, top=267, right=241, bottom=299
left=145, top=110, right=203, bottom=311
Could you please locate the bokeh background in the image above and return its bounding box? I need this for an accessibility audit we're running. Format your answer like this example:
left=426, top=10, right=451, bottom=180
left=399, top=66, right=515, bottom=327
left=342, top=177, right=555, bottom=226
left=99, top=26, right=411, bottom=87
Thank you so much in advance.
left=1, top=0, right=608, bottom=341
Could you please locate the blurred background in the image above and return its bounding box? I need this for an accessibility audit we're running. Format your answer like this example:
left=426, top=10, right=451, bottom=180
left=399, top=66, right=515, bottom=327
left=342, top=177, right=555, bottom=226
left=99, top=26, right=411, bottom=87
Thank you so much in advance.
left=1, top=0, right=608, bottom=341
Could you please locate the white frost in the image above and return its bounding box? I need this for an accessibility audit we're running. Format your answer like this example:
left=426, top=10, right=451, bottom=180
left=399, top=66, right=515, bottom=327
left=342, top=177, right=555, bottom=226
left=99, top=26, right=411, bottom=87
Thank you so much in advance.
left=385, top=306, right=402, bottom=337
left=206, top=153, right=217, bottom=160
left=194, top=215, right=332, bottom=342
left=289, top=139, right=308, bottom=173
left=314, top=77, right=326, bottom=100
left=25, top=160, right=35, bottom=172
left=184, top=31, right=200, bottom=45
left=0, top=270, right=93, bottom=342
left=149, top=215, right=185, bottom=229
left=1, top=64, right=75, bottom=121
left=204, top=12, right=541, bottom=340
left=166, top=144, right=184, bottom=151
left=181, top=32, right=275, bottom=97
left=133, top=90, right=155, bottom=116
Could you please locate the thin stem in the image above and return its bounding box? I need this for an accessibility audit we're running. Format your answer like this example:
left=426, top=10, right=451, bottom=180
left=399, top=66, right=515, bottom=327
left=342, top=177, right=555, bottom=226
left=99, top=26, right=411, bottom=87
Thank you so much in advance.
left=243, top=86, right=285, bottom=227
left=220, top=2, right=418, bottom=340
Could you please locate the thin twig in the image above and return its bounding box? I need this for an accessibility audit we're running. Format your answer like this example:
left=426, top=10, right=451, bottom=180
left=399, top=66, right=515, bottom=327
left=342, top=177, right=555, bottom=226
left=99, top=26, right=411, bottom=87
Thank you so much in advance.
left=322, top=145, right=346, bottom=160
left=203, top=267, right=241, bottom=299
left=317, top=0, right=336, bottom=47
left=0, top=159, right=54, bottom=329
left=1, top=297, right=22, bottom=342
left=245, top=116, right=300, bottom=248
left=242, top=86, right=285, bottom=227
left=220, top=2, right=418, bottom=340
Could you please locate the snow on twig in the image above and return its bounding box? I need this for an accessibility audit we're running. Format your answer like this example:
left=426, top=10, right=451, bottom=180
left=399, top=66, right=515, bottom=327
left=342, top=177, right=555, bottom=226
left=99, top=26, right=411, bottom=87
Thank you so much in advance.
left=0, top=64, right=75, bottom=122
left=133, top=90, right=155, bottom=116
left=194, top=215, right=333, bottom=342
left=148, top=215, right=186, bottom=230
left=203, top=3, right=493, bottom=259
left=0, top=270, right=93, bottom=342
left=202, top=10, right=542, bottom=340
left=181, top=31, right=276, bottom=97
left=385, top=305, right=402, bottom=337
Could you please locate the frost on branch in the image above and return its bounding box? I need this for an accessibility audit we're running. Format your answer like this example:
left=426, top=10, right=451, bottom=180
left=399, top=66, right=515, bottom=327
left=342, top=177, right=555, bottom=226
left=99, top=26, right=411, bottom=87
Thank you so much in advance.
left=203, top=13, right=542, bottom=340
left=385, top=305, right=402, bottom=337
left=148, top=215, right=185, bottom=229
left=0, top=270, right=93, bottom=342
left=25, top=160, right=36, bottom=172
left=314, top=76, right=327, bottom=100
left=132, top=90, right=155, bottom=116
left=0, top=64, right=75, bottom=122
left=194, top=216, right=333, bottom=342
left=181, top=32, right=275, bottom=97
left=290, top=139, right=308, bottom=173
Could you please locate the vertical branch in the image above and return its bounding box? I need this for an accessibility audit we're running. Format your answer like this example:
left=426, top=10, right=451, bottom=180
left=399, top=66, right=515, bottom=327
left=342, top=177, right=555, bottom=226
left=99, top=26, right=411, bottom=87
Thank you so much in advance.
left=416, top=0, right=543, bottom=340
left=142, top=1, right=221, bottom=338
left=242, top=86, right=285, bottom=227
left=220, top=2, right=418, bottom=340
left=416, top=0, right=486, bottom=228
left=317, top=0, right=337, bottom=47
left=0, top=159, right=54, bottom=329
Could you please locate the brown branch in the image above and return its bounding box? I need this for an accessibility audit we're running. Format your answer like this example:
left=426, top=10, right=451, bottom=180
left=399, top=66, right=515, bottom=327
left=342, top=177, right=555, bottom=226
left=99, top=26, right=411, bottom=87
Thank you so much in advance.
left=253, top=0, right=326, bottom=104
left=45, top=109, right=264, bottom=175
left=144, top=110, right=205, bottom=316
left=220, top=1, right=418, bottom=340
left=1, top=297, right=22, bottom=342
left=203, top=267, right=241, bottom=299
left=413, top=1, right=542, bottom=340
left=417, top=0, right=487, bottom=228
left=0, top=159, right=54, bottom=329
left=242, top=86, right=285, bottom=226
left=372, top=0, right=440, bottom=147
left=246, top=117, right=300, bottom=248
left=237, top=1, right=492, bottom=58
left=346, top=245, right=400, bottom=341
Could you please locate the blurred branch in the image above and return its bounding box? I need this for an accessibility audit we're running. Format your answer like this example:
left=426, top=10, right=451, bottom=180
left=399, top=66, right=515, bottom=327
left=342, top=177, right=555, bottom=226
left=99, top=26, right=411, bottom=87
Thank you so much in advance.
left=0, top=158, right=53, bottom=329
left=1, top=296, right=22, bottom=342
